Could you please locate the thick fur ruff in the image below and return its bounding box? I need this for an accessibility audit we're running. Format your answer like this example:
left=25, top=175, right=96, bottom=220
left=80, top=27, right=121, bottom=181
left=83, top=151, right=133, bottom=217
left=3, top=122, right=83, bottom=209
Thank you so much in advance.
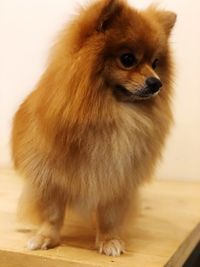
left=11, top=0, right=176, bottom=256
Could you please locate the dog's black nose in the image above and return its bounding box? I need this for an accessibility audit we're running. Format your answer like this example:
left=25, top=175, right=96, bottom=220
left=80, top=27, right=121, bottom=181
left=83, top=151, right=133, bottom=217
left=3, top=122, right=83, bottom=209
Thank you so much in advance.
left=145, top=77, right=162, bottom=93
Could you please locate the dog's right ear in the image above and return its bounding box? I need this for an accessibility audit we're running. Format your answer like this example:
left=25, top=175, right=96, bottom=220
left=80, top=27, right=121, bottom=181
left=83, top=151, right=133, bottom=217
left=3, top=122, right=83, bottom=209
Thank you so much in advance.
left=96, top=0, right=123, bottom=32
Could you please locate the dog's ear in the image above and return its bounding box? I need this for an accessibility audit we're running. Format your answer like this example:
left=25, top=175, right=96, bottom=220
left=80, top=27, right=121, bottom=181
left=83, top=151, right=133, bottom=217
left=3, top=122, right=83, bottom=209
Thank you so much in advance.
left=157, top=10, right=177, bottom=35
left=97, top=0, right=123, bottom=32
left=146, top=6, right=177, bottom=36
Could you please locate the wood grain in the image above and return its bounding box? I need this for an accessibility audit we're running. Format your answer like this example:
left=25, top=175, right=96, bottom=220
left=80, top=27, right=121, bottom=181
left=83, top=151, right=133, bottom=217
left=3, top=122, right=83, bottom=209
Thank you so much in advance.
left=0, top=168, right=200, bottom=267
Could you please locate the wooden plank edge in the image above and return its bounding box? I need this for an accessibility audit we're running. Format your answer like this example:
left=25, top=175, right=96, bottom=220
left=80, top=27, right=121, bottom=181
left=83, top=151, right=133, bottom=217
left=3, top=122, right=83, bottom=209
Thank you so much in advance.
left=165, top=223, right=200, bottom=267
left=0, top=250, right=102, bottom=267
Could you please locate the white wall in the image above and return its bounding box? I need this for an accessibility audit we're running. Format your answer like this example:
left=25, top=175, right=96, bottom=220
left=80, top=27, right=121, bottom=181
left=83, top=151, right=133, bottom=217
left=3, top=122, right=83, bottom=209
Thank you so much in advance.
left=0, top=0, right=200, bottom=180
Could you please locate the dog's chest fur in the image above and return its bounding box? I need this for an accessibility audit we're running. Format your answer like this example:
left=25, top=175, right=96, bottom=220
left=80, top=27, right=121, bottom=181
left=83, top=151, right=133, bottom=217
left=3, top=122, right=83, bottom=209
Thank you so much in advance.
left=62, top=102, right=170, bottom=207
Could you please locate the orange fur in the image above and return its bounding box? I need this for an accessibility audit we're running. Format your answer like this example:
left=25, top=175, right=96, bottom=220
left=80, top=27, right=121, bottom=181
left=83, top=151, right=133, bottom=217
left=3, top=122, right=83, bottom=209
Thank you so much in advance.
left=11, top=0, right=176, bottom=256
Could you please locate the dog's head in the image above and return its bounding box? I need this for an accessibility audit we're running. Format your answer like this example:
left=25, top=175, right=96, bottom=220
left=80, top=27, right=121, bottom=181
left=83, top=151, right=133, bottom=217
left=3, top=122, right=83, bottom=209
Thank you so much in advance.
left=67, top=0, right=176, bottom=103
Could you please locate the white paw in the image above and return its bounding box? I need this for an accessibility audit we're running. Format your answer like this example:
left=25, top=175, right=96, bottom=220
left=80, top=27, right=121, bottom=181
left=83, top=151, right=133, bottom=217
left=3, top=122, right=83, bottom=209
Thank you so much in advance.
left=27, top=234, right=59, bottom=250
left=98, top=239, right=125, bottom=257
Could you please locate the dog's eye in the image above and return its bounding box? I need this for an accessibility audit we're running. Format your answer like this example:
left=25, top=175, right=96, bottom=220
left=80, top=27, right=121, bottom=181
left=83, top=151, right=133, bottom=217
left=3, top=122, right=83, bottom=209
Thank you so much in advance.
left=120, top=53, right=137, bottom=69
left=152, top=59, right=159, bottom=70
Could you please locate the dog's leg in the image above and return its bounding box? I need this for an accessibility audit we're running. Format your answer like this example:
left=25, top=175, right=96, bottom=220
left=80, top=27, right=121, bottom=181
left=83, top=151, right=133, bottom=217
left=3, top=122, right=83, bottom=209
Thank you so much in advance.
left=96, top=198, right=130, bottom=257
left=27, top=196, right=65, bottom=250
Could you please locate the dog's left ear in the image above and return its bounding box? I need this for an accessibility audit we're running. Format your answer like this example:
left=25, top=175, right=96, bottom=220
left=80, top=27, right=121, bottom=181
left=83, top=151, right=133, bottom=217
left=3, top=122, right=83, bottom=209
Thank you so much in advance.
left=97, top=0, right=123, bottom=32
left=146, top=6, right=177, bottom=36
left=157, top=11, right=177, bottom=35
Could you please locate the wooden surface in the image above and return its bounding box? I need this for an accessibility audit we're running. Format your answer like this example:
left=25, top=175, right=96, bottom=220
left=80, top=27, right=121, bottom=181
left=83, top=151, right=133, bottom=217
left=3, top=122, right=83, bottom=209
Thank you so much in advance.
left=0, top=168, right=200, bottom=267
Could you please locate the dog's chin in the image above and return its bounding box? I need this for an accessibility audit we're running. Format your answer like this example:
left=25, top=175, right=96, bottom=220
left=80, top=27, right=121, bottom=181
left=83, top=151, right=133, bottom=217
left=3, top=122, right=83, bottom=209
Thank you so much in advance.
left=113, top=85, right=160, bottom=102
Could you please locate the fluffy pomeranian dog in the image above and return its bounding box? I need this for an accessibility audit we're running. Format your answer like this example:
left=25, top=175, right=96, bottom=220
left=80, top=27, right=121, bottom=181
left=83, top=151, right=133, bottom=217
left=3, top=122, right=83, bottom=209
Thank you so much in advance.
left=12, top=0, right=176, bottom=256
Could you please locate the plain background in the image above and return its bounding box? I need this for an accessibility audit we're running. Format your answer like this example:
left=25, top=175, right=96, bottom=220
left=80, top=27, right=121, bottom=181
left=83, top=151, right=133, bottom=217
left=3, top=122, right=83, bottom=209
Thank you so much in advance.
left=0, top=0, right=200, bottom=180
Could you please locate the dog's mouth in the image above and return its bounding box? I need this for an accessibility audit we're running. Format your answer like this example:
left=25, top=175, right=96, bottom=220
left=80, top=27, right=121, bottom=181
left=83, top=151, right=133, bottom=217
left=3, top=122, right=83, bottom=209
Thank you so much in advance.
left=114, top=84, right=160, bottom=102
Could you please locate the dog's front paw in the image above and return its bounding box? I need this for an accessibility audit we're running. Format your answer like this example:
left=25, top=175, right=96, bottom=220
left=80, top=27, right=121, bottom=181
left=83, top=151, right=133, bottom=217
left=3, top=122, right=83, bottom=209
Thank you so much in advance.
left=27, top=234, right=60, bottom=250
left=98, top=239, right=125, bottom=257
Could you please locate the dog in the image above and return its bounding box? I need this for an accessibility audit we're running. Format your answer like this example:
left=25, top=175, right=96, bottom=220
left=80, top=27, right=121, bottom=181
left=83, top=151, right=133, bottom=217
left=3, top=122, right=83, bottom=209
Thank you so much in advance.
left=11, top=0, right=176, bottom=256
